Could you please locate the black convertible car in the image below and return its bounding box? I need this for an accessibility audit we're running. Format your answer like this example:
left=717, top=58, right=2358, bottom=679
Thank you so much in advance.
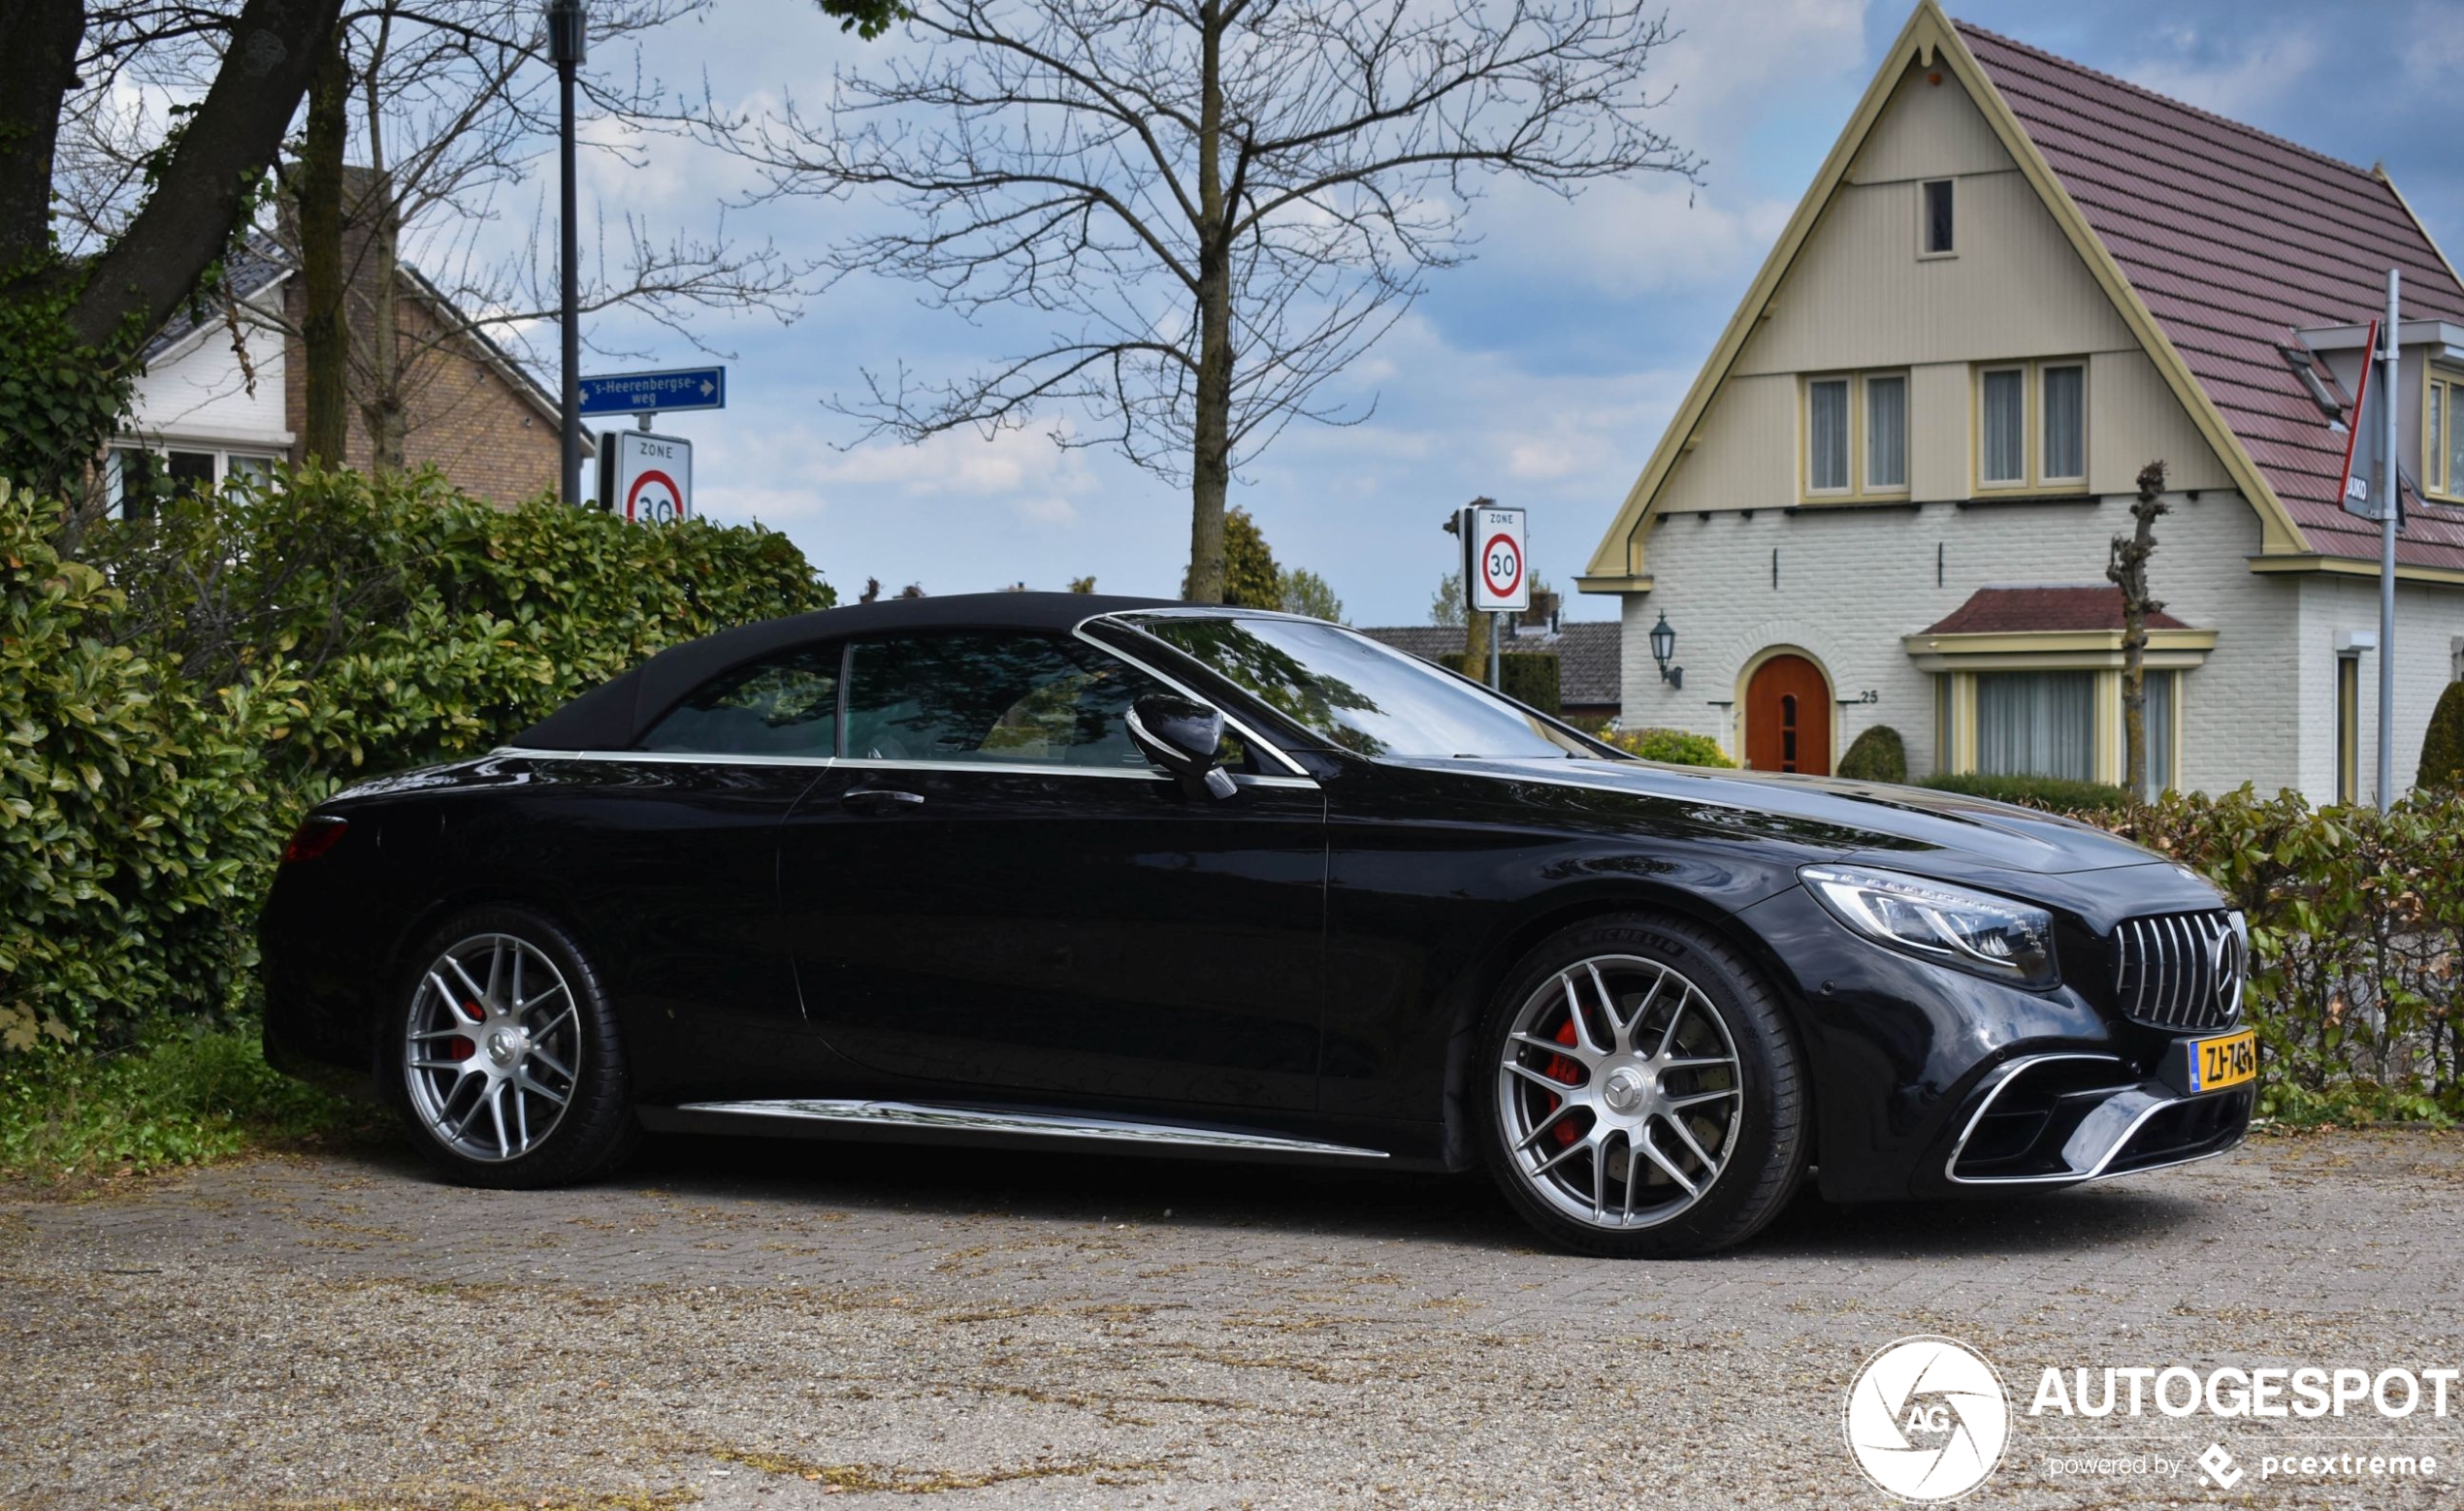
left=263, top=594, right=2253, bottom=1257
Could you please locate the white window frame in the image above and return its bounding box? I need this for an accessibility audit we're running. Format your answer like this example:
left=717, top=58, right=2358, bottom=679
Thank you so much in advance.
left=1803, top=375, right=1853, bottom=498
left=2039, top=362, right=2088, bottom=485
left=1864, top=372, right=1909, bottom=492
left=2427, top=368, right=2463, bottom=504
left=1918, top=177, right=1957, bottom=259
left=1976, top=366, right=2029, bottom=489
left=1800, top=370, right=1911, bottom=503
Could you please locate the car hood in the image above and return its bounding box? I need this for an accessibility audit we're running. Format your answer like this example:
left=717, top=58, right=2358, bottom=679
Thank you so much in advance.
left=1394, top=756, right=2197, bottom=893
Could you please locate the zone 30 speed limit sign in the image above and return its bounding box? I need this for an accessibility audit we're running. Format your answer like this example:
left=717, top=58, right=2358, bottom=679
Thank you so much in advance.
left=1464, top=503, right=1530, bottom=613
left=597, top=431, right=694, bottom=523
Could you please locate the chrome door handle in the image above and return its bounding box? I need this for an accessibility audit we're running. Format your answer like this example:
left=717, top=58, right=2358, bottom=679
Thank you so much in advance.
left=842, top=788, right=925, bottom=813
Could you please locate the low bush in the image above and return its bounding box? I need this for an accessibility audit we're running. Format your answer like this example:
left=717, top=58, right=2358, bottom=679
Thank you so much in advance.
left=1601, top=725, right=1735, bottom=767
left=1835, top=724, right=1908, bottom=783
left=1919, top=770, right=2132, bottom=813
left=2419, top=681, right=2464, bottom=790
left=1, top=468, right=832, bottom=1056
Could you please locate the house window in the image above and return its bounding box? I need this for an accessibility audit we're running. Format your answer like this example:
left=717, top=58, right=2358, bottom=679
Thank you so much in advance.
left=2041, top=364, right=2086, bottom=482
left=1807, top=378, right=1850, bottom=492
left=1975, top=671, right=2096, bottom=782
left=106, top=444, right=281, bottom=517
left=226, top=454, right=277, bottom=488
left=2140, top=670, right=2174, bottom=793
left=1975, top=360, right=2088, bottom=492
left=1865, top=373, right=1908, bottom=490
left=1979, top=369, right=2026, bottom=485
left=1921, top=178, right=1956, bottom=256
left=2336, top=654, right=2359, bottom=806
left=1802, top=370, right=1908, bottom=501
left=2430, top=370, right=2464, bottom=501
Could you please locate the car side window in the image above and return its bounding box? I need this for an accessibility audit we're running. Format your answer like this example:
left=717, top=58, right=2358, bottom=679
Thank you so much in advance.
left=843, top=631, right=1254, bottom=772
left=639, top=646, right=839, bottom=757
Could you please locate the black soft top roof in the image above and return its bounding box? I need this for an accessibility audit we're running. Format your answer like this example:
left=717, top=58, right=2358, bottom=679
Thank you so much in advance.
left=513, top=591, right=1180, bottom=751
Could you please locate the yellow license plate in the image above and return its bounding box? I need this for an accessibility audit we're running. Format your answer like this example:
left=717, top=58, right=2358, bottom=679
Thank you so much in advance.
left=2186, top=1029, right=2257, bottom=1093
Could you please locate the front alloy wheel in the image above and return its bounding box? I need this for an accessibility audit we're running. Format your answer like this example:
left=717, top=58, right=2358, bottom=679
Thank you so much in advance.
left=1480, top=915, right=1806, bottom=1258
left=1495, top=954, right=1742, bottom=1229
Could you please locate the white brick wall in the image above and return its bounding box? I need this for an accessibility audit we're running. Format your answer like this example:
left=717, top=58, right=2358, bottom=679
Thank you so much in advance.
left=1601, top=491, right=2455, bottom=800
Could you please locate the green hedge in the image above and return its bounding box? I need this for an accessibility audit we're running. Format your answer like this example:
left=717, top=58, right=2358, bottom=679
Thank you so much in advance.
left=2101, top=787, right=2464, bottom=1123
left=1919, top=770, right=2132, bottom=814
left=1, top=469, right=831, bottom=1053
left=1599, top=726, right=1735, bottom=767
left=1439, top=651, right=1560, bottom=717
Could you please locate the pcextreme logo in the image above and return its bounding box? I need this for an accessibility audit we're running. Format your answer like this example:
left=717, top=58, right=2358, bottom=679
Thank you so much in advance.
left=1843, top=1335, right=2012, bottom=1502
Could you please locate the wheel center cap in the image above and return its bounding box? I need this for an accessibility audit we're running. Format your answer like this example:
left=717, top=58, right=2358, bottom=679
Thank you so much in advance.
left=486, top=1029, right=523, bottom=1066
left=1603, top=1066, right=1649, bottom=1112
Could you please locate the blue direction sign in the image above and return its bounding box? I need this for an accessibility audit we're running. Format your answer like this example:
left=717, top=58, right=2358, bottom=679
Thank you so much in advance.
left=577, top=366, right=727, bottom=418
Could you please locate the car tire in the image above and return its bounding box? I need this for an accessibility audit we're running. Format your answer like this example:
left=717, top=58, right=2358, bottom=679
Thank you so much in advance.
left=385, top=905, right=640, bottom=1189
left=1477, top=913, right=1807, bottom=1258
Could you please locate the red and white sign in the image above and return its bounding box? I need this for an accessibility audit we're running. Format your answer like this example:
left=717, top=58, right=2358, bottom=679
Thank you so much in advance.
left=600, top=431, right=693, bottom=523
left=1466, top=504, right=1530, bottom=613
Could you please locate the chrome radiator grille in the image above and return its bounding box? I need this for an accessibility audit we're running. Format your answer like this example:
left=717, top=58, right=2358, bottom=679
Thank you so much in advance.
left=2110, top=911, right=2246, bottom=1031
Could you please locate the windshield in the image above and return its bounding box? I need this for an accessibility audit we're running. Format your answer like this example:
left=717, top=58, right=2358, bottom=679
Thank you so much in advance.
left=1125, top=614, right=1604, bottom=760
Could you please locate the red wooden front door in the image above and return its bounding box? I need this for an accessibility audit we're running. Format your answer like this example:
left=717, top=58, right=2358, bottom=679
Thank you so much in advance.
left=1745, top=655, right=1831, bottom=775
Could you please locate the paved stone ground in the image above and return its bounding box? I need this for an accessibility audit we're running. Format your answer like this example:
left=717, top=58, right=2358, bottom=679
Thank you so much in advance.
left=1, top=1128, right=2458, bottom=1509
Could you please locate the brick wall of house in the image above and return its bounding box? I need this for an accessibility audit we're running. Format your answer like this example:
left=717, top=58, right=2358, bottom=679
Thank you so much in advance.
left=281, top=278, right=565, bottom=505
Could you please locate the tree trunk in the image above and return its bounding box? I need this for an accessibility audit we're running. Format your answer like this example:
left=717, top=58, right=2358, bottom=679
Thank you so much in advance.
left=1183, top=0, right=1230, bottom=604
left=0, top=1, right=85, bottom=268
left=295, top=36, right=349, bottom=466
left=360, top=180, right=406, bottom=473
left=355, top=36, right=406, bottom=475
left=2109, top=460, right=2169, bottom=803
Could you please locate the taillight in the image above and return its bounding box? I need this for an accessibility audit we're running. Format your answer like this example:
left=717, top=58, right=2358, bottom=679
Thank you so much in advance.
left=280, top=815, right=348, bottom=865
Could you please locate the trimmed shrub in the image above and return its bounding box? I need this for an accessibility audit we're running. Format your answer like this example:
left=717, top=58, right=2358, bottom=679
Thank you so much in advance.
left=1439, top=651, right=1561, bottom=716
left=2419, top=681, right=2464, bottom=790
left=1835, top=724, right=1908, bottom=783
left=1919, top=770, right=2131, bottom=814
left=1600, top=725, right=1735, bottom=767
left=1, top=468, right=832, bottom=1052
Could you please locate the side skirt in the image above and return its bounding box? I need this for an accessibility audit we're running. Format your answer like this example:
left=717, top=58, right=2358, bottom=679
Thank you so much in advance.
left=643, top=1098, right=1395, bottom=1164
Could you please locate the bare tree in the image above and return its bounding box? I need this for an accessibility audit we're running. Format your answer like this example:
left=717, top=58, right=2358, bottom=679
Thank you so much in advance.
left=57, top=0, right=816, bottom=474
left=725, top=0, right=1699, bottom=601
left=2108, top=459, right=2168, bottom=804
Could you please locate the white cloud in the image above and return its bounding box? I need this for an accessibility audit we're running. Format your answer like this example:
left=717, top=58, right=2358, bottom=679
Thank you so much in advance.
left=2117, top=27, right=2323, bottom=122
left=1482, top=175, right=1794, bottom=300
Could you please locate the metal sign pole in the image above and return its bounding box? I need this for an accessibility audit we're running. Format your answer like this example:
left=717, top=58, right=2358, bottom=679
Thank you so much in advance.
left=1489, top=611, right=1501, bottom=691
left=2379, top=268, right=2399, bottom=813
left=547, top=1, right=587, bottom=506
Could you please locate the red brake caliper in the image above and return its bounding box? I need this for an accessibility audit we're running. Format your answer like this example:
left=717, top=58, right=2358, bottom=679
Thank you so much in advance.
left=447, top=998, right=483, bottom=1060
left=1542, top=1016, right=1581, bottom=1146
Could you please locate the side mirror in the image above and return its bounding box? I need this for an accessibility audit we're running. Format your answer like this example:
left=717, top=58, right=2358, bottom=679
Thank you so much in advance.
left=1127, top=693, right=1237, bottom=799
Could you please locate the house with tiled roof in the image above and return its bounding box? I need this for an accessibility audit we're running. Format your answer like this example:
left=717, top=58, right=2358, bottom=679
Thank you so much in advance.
left=1578, top=0, right=2464, bottom=802
left=111, top=222, right=582, bottom=513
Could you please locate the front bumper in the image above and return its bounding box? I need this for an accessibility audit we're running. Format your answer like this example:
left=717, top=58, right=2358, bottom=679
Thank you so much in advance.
left=1943, top=1053, right=2250, bottom=1185
left=1737, top=882, right=2251, bottom=1203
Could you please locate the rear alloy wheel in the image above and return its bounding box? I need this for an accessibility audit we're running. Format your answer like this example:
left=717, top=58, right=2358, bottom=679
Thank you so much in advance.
left=391, top=908, right=638, bottom=1187
left=1481, top=916, right=1806, bottom=1258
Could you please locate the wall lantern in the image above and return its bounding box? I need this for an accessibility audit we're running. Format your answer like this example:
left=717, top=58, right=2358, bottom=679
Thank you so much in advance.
left=1649, top=611, right=1682, bottom=690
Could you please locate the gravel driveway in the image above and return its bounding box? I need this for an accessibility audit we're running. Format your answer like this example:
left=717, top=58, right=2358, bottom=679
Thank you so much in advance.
left=2, top=1127, right=2456, bottom=1509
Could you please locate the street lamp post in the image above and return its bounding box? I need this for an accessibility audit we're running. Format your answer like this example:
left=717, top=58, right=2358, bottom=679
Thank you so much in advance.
left=545, top=0, right=588, bottom=506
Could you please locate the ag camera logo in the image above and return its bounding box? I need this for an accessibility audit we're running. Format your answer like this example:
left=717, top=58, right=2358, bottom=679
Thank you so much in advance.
left=1844, top=1335, right=2011, bottom=1501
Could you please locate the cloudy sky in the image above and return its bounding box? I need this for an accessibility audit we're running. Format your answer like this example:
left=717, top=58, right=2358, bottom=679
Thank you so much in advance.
left=553, top=0, right=2464, bottom=627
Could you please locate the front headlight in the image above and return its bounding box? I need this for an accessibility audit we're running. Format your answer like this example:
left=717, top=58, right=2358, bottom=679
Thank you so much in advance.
left=1799, top=863, right=2059, bottom=988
